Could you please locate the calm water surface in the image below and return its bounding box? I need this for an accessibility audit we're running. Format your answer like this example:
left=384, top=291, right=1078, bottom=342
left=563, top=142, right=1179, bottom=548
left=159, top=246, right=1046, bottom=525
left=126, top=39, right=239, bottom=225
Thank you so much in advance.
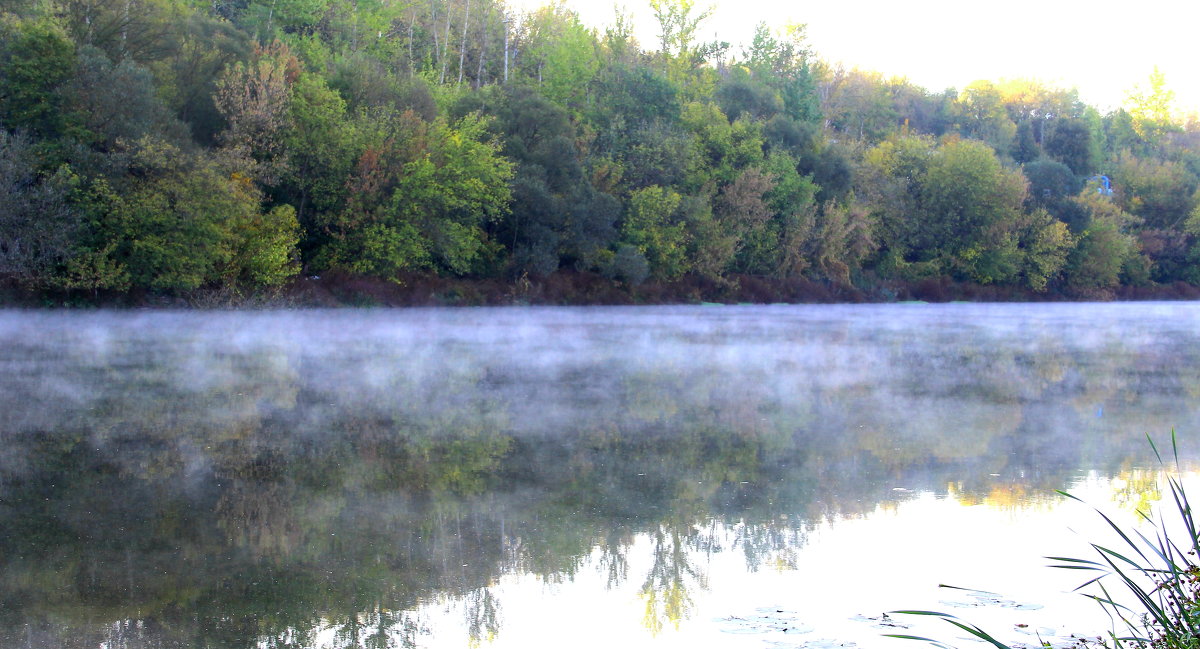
left=3, top=303, right=1200, bottom=649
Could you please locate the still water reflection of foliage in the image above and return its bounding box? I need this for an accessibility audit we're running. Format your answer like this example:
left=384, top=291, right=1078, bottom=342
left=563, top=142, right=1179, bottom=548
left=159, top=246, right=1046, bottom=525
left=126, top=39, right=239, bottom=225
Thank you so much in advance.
left=1, top=306, right=1198, bottom=648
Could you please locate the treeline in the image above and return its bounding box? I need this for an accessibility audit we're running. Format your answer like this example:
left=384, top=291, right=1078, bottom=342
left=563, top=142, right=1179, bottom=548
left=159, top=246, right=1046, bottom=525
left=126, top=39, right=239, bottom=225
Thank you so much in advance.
left=3, top=0, right=1200, bottom=301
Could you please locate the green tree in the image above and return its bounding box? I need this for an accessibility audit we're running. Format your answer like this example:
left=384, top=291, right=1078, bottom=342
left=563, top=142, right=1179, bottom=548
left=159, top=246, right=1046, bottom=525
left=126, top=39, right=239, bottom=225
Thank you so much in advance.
left=155, top=13, right=252, bottom=145
left=236, top=0, right=334, bottom=40
left=955, top=81, right=1016, bottom=156
left=590, top=61, right=681, bottom=136
left=648, top=0, right=712, bottom=59
left=0, top=17, right=77, bottom=138
left=1016, top=209, right=1073, bottom=291
left=857, top=133, right=934, bottom=267
left=1125, top=66, right=1177, bottom=146
left=93, top=139, right=299, bottom=291
left=918, top=138, right=1028, bottom=283
left=743, top=22, right=819, bottom=125
left=1011, top=120, right=1040, bottom=164
left=819, top=66, right=896, bottom=142
left=1022, top=159, right=1084, bottom=231
left=526, top=9, right=599, bottom=114
left=231, top=204, right=301, bottom=286
left=1064, top=192, right=1139, bottom=291
left=278, top=70, right=357, bottom=246
left=646, top=0, right=720, bottom=99
left=317, top=111, right=513, bottom=277
left=810, top=198, right=875, bottom=285
left=1043, top=117, right=1096, bottom=176
left=618, top=120, right=695, bottom=191
left=67, top=46, right=189, bottom=150
left=762, top=150, right=818, bottom=277
left=680, top=101, right=764, bottom=188
left=621, top=185, right=687, bottom=280
left=715, top=75, right=781, bottom=122
left=0, top=131, right=80, bottom=286
left=1104, top=108, right=1145, bottom=157
left=1111, top=152, right=1198, bottom=230
left=467, top=86, right=617, bottom=276
left=889, top=81, right=956, bottom=136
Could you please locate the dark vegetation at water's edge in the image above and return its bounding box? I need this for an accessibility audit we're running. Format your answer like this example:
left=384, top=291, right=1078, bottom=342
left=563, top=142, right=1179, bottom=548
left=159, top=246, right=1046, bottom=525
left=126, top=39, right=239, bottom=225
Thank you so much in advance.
left=5, top=270, right=1200, bottom=309
left=4, top=0, right=1200, bottom=305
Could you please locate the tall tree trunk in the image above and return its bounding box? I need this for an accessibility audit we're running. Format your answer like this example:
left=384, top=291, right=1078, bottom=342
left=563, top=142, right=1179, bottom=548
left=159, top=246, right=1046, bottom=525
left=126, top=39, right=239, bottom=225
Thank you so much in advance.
left=457, top=0, right=470, bottom=85
left=121, top=0, right=130, bottom=56
left=430, top=0, right=440, bottom=80
left=439, top=0, right=452, bottom=84
left=407, top=9, right=416, bottom=76
left=475, top=3, right=490, bottom=86
left=265, top=0, right=276, bottom=42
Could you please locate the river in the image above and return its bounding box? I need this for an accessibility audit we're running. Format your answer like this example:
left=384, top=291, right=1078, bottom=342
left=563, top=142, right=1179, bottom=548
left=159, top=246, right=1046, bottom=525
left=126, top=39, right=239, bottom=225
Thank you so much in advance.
left=2, top=303, right=1199, bottom=649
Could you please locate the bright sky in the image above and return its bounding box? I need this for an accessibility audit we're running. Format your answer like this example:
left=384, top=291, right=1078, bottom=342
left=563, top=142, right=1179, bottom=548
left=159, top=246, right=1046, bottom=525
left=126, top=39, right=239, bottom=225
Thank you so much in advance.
left=512, top=0, right=1200, bottom=115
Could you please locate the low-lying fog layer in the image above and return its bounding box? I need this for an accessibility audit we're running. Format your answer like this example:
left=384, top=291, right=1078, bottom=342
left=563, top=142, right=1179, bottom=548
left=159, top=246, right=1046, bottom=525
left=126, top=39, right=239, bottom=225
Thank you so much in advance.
left=3, top=303, right=1198, bottom=442
left=1, top=303, right=1198, bottom=649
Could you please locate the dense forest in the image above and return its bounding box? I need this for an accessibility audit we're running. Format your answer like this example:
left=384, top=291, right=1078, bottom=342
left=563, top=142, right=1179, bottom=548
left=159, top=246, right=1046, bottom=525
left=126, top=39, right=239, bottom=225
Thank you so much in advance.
left=2, top=0, right=1199, bottom=304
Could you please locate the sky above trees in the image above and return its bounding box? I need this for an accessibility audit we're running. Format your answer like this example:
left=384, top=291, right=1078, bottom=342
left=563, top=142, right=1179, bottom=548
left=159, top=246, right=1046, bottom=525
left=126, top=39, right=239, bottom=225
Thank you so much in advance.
left=518, top=0, right=1198, bottom=114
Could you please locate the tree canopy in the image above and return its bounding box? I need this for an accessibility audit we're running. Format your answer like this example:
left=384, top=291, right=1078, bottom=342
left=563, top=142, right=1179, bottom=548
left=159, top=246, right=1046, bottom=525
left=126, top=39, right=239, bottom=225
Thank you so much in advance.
left=2, top=0, right=1198, bottom=301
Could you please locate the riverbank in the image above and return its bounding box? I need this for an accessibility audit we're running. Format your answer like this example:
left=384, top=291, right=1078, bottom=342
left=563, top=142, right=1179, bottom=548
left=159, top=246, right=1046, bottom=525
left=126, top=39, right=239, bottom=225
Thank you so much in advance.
left=5, top=270, right=1200, bottom=308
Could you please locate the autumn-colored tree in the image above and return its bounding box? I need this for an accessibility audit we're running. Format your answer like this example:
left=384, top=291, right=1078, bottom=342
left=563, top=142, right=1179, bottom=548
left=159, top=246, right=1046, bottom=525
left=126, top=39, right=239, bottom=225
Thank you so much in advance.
left=810, top=198, right=875, bottom=285
left=716, top=167, right=775, bottom=274
left=214, top=41, right=300, bottom=184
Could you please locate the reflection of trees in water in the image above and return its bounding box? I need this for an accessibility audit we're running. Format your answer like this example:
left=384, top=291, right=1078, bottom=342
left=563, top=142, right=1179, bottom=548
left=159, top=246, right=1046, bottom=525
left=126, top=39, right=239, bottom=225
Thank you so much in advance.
left=331, top=605, right=428, bottom=649
left=734, top=519, right=806, bottom=572
left=598, top=532, right=631, bottom=589
left=639, top=524, right=710, bottom=636
left=4, top=309, right=1200, bottom=646
left=1109, top=469, right=1165, bottom=515
left=216, top=466, right=301, bottom=559
left=464, top=587, right=500, bottom=647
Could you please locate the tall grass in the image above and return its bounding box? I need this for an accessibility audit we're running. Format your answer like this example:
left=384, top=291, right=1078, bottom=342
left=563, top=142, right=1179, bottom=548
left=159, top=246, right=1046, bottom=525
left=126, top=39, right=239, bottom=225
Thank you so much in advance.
left=889, top=433, right=1200, bottom=649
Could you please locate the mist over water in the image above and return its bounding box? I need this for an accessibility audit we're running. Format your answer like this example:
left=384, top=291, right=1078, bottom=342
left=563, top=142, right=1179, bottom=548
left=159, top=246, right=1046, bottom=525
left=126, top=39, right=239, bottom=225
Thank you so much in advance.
left=2, top=303, right=1199, bottom=649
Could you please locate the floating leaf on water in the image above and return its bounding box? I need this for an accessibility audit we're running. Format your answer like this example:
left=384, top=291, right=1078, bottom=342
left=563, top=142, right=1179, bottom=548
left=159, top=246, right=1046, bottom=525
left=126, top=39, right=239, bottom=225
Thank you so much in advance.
left=850, top=613, right=912, bottom=629
left=716, top=608, right=814, bottom=635
left=787, top=638, right=861, bottom=649
left=938, top=590, right=1044, bottom=610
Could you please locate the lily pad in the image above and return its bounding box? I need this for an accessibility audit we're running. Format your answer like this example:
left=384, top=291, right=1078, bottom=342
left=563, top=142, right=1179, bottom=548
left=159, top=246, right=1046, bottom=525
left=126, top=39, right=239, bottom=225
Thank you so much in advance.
left=849, top=612, right=911, bottom=630
left=716, top=608, right=815, bottom=635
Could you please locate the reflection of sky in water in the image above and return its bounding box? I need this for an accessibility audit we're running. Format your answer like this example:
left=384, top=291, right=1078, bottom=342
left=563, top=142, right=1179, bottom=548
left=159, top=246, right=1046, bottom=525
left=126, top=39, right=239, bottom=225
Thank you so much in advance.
left=312, top=475, right=1176, bottom=649
left=3, top=303, right=1200, bottom=649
